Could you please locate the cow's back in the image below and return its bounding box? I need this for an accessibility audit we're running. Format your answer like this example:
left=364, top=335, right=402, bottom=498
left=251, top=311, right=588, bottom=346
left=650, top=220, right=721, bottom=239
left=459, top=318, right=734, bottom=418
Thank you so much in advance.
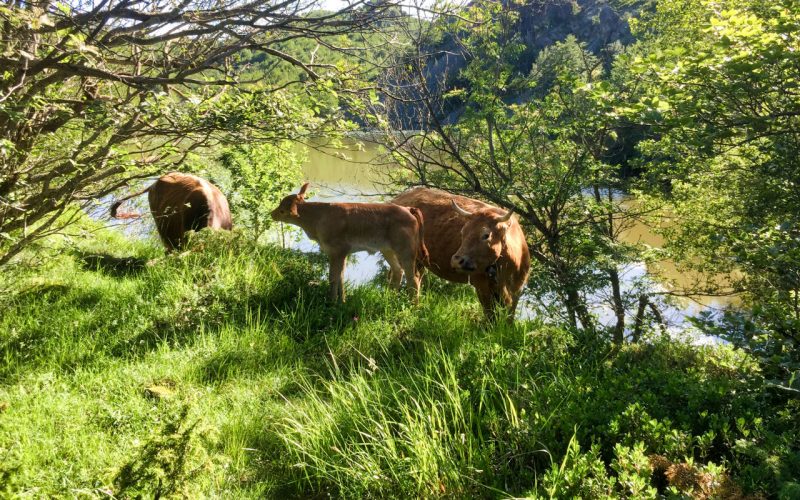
left=148, top=173, right=231, bottom=228
left=202, top=179, right=232, bottom=230
left=306, top=202, right=417, bottom=254
left=147, top=173, right=233, bottom=249
left=148, top=173, right=195, bottom=211
left=391, top=187, right=487, bottom=283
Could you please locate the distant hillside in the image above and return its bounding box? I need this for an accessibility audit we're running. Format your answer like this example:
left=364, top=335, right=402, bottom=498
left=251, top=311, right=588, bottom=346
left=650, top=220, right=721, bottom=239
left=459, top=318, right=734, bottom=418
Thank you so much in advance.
left=234, top=1, right=648, bottom=127
left=513, top=0, right=641, bottom=67
left=390, top=0, right=648, bottom=128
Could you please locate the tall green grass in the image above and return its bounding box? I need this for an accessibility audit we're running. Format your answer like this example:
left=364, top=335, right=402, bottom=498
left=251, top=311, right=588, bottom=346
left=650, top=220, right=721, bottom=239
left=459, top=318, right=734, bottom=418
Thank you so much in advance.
left=0, top=221, right=797, bottom=497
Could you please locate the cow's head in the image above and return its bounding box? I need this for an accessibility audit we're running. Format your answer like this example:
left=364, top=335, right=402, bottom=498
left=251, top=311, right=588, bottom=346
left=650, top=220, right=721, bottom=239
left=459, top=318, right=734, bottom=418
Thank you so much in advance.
left=270, top=182, right=310, bottom=222
left=450, top=199, right=514, bottom=274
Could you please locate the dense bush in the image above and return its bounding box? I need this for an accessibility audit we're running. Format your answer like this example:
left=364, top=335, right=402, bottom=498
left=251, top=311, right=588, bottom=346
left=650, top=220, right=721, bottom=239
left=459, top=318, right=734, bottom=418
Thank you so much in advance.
left=265, top=324, right=799, bottom=497
left=216, top=142, right=304, bottom=242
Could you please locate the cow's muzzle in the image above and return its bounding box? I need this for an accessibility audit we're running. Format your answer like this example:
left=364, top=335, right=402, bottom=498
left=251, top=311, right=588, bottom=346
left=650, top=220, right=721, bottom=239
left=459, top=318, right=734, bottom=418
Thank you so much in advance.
left=451, top=254, right=477, bottom=273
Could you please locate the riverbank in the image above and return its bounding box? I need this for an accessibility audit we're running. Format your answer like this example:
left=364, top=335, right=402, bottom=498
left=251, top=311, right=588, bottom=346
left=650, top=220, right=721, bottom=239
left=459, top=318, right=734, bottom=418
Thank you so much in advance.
left=99, top=137, right=739, bottom=333
left=0, top=220, right=796, bottom=497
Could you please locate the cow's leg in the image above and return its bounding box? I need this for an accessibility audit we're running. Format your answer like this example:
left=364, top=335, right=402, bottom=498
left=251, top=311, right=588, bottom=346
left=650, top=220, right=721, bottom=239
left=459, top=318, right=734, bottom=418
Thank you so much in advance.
left=328, top=252, right=347, bottom=303
left=472, top=278, right=510, bottom=322
left=157, top=209, right=184, bottom=251
left=509, top=290, right=522, bottom=322
left=398, top=252, right=420, bottom=303
left=338, top=258, right=347, bottom=302
left=474, top=282, right=496, bottom=321
left=381, top=250, right=403, bottom=289
left=498, top=287, right=518, bottom=323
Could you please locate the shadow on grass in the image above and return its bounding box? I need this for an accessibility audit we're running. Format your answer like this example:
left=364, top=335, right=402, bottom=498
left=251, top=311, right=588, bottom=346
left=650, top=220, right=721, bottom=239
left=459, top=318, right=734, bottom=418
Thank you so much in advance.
left=197, top=345, right=297, bottom=384
left=189, top=280, right=478, bottom=390
left=0, top=284, right=108, bottom=383
left=2, top=270, right=332, bottom=385
left=74, top=251, right=148, bottom=277
left=113, top=405, right=197, bottom=498
left=10, top=283, right=72, bottom=302
left=107, top=280, right=334, bottom=361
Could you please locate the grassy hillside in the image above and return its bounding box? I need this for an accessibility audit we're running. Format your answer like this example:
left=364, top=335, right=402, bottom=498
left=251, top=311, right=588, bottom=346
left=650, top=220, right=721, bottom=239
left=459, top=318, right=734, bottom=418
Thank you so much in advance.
left=0, top=222, right=797, bottom=498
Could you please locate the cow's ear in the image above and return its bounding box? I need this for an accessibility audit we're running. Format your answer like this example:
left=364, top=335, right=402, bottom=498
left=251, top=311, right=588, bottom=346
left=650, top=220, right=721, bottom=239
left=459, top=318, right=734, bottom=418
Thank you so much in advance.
left=298, top=182, right=310, bottom=199
left=496, top=222, right=510, bottom=236
left=290, top=200, right=300, bottom=217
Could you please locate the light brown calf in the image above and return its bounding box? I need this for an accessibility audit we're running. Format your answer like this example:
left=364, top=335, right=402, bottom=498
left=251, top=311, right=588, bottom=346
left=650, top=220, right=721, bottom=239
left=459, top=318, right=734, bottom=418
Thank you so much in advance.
left=271, top=183, right=428, bottom=303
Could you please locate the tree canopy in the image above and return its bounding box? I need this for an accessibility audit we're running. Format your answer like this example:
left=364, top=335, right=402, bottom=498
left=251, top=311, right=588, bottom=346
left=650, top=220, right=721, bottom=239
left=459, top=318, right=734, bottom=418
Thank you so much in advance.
left=0, top=0, right=397, bottom=264
left=628, top=0, right=800, bottom=387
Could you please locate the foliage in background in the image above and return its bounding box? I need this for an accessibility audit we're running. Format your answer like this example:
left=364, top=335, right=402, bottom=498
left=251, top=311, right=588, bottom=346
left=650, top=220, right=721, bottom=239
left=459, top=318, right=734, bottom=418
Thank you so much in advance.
left=378, top=1, right=655, bottom=339
left=235, top=5, right=412, bottom=107
left=629, top=0, right=800, bottom=391
left=217, top=142, right=304, bottom=241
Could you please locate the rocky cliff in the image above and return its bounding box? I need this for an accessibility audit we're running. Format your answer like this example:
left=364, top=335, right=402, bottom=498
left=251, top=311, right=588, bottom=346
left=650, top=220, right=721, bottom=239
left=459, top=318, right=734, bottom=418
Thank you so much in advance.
left=389, top=0, right=645, bottom=128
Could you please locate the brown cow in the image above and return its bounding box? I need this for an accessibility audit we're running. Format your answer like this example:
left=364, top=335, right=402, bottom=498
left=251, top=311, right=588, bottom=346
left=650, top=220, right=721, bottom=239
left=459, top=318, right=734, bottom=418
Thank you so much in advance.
left=110, top=172, right=232, bottom=250
left=270, top=182, right=428, bottom=303
left=391, top=187, right=530, bottom=321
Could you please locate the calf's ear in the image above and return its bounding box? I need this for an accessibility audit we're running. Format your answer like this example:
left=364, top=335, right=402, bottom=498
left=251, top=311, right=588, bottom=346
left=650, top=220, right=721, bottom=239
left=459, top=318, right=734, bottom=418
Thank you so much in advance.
left=290, top=200, right=300, bottom=217
left=298, top=182, right=310, bottom=199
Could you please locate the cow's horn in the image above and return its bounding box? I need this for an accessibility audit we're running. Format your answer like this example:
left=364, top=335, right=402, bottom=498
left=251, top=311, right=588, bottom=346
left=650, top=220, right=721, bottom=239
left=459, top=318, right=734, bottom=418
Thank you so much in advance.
left=497, top=209, right=514, bottom=222
left=451, top=199, right=472, bottom=217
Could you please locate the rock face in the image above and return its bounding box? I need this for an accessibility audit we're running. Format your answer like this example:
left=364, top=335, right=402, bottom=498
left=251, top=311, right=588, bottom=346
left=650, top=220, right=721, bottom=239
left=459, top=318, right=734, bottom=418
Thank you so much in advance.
left=477, top=0, right=636, bottom=79
left=516, top=0, right=634, bottom=58
left=387, top=0, right=641, bottom=128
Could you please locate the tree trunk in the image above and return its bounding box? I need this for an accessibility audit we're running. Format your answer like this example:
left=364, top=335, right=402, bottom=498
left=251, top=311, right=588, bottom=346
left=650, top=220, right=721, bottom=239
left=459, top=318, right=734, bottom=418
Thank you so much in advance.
left=632, top=294, right=648, bottom=342
left=563, top=285, right=594, bottom=331
left=564, top=293, right=578, bottom=329
left=648, top=301, right=667, bottom=336
left=609, top=267, right=625, bottom=343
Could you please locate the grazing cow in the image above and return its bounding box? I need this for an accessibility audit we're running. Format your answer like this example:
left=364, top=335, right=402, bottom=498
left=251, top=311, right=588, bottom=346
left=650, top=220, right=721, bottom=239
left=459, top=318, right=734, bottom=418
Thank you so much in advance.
left=110, top=172, right=232, bottom=250
left=270, top=182, right=428, bottom=303
left=391, top=187, right=530, bottom=321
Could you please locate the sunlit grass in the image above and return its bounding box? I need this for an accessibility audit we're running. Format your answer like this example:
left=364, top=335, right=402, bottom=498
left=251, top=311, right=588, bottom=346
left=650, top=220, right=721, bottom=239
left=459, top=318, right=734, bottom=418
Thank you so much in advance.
left=0, top=222, right=795, bottom=497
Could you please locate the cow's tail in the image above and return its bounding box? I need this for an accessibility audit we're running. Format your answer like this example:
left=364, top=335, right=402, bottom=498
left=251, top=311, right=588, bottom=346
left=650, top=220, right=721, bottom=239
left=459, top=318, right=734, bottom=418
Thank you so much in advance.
left=409, top=207, right=429, bottom=267
left=110, top=184, right=153, bottom=219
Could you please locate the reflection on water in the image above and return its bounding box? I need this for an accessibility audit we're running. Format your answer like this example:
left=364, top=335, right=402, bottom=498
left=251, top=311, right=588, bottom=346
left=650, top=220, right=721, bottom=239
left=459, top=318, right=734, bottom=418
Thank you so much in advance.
left=298, top=138, right=392, bottom=201
left=620, top=216, right=739, bottom=312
